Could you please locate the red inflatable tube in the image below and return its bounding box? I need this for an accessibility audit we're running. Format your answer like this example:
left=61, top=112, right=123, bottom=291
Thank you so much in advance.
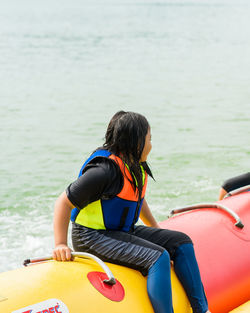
left=160, top=191, right=250, bottom=313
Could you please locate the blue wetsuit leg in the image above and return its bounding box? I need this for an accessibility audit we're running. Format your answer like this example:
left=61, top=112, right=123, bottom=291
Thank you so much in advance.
left=173, top=243, right=208, bottom=313
left=147, top=250, right=173, bottom=313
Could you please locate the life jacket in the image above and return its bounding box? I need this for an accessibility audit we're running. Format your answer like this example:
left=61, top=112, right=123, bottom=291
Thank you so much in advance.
left=70, top=149, right=148, bottom=232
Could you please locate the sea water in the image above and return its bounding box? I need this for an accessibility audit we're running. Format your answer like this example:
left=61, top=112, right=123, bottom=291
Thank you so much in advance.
left=0, top=0, right=250, bottom=272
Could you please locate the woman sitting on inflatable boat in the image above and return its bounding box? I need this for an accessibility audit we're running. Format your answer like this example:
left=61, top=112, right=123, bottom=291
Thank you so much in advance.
left=53, top=111, right=211, bottom=313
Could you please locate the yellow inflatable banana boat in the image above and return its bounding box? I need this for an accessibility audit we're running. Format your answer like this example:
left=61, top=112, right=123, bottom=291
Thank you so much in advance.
left=0, top=253, right=191, bottom=313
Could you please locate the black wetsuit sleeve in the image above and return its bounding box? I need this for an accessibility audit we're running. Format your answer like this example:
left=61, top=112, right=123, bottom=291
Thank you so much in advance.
left=66, top=158, right=123, bottom=210
left=222, top=172, right=250, bottom=192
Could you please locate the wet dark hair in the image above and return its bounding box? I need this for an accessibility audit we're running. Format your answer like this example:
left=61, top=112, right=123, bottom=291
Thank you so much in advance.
left=103, top=111, right=153, bottom=200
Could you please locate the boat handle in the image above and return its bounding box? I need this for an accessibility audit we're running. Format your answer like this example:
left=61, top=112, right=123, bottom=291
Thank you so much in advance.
left=224, top=185, right=250, bottom=198
left=170, top=203, right=244, bottom=229
left=23, top=252, right=116, bottom=285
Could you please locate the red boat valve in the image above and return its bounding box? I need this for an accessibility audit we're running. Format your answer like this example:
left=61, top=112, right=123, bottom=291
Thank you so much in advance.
left=87, top=271, right=125, bottom=302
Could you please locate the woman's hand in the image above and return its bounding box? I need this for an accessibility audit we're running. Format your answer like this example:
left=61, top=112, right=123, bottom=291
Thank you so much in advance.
left=53, top=244, right=72, bottom=261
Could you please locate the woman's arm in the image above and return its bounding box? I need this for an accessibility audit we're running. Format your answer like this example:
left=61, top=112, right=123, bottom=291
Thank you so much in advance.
left=218, top=172, right=250, bottom=200
left=53, top=191, right=74, bottom=261
left=53, top=159, right=120, bottom=261
left=139, top=198, right=160, bottom=228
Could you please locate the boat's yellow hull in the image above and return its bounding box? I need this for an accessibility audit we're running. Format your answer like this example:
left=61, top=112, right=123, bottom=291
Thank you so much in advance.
left=0, top=257, right=191, bottom=313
